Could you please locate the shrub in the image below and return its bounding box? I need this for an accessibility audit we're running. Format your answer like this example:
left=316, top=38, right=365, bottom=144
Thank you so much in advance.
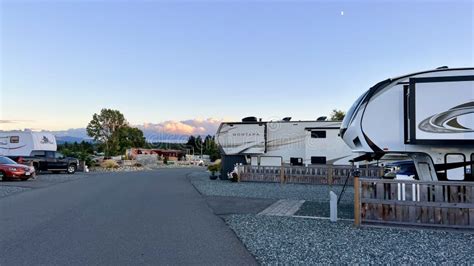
left=101, top=159, right=119, bottom=169
left=207, top=159, right=221, bottom=175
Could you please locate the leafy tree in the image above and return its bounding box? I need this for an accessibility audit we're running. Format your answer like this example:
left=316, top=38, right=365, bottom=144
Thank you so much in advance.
left=185, top=135, right=220, bottom=161
left=58, top=141, right=97, bottom=166
left=203, top=135, right=220, bottom=161
left=330, top=109, right=346, bottom=121
left=86, top=109, right=128, bottom=156
left=113, top=126, right=147, bottom=155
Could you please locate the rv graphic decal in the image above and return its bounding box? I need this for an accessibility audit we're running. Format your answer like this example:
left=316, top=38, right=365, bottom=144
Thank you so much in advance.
left=419, top=101, right=474, bottom=133
left=0, top=145, right=27, bottom=150
left=40, top=136, right=55, bottom=144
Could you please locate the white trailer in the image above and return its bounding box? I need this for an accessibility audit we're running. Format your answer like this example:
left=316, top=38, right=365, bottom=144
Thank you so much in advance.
left=340, top=67, right=474, bottom=181
left=0, top=131, right=57, bottom=157
left=217, top=118, right=355, bottom=177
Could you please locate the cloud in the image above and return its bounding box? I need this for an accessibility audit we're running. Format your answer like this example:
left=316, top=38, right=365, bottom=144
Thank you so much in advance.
left=0, top=119, right=34, bottom=124
left=140, top=118, right=223, bottom=136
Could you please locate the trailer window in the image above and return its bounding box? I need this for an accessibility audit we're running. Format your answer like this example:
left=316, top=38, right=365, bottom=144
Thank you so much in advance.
left=311, top=131, right=326, bottom=138
left=445, top=154, right=465, bottom=181
left=290, top=157, right=303, bottom=166
left=311, top=156, right=326, bottom=164
left=10, top=136, right=19, bottom=143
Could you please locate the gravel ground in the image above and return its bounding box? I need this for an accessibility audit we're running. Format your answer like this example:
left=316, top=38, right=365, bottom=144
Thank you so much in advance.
left=225, top=214, right=474, bottom=264
left=189, top=172, right=354, bottom=203
left=295, top=201, right=354, bottom=219
left=0, top=186, right=31, bottom=198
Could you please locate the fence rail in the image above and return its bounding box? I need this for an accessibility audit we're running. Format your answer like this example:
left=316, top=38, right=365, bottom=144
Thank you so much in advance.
left=237, top=165, right=383, bottom=185
left=354, top=178, right=474, bottom=229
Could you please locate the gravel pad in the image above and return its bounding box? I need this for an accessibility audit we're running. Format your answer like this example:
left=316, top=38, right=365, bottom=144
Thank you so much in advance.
left=296, top=201, right=354, bottom=219
left=189, top=172, right=354, bottom=202
left=224, top=214, right=474, bottom=264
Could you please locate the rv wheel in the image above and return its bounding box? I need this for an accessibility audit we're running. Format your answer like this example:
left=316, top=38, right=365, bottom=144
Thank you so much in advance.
left=67, top=164, right=77, bottom=174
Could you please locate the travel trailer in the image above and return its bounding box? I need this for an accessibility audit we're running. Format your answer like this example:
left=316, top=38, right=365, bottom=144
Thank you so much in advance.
left=340, top=67, right=474, bottom=181
left=216, top=117, right=355, bottom=177
left=0, top=131, right=57, bottom=157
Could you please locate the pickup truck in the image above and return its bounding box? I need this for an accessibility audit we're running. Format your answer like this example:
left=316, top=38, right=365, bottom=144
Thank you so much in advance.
left=10, top=151, right=79, bottom=174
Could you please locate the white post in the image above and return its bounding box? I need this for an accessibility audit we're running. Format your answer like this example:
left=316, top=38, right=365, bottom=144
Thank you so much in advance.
left=330, top=191, right=338, bottom=222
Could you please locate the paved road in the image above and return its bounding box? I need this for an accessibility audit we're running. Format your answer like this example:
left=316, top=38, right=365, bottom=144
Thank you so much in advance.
left=0, top=169, right=256, bottom=265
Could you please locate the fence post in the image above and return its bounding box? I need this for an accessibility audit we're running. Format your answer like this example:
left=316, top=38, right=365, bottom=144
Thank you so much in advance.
left=328, top=165, right=334, bottom=186
left=280, top=165, right=285, bottom=184
left=354, top=175, right=361, bottom=227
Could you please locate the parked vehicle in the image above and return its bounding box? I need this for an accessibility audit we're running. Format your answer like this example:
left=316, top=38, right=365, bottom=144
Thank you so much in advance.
left=0, top=156, right=35, bottom=181
left=0, top=131, right=79, bottom=174
left=18, top=151, right=79, bottom=174
left=340, top=67, right=474, bottom=181
left=384, top=161, right=418, bottom=180
left=216, top=117, right=356, bottom=178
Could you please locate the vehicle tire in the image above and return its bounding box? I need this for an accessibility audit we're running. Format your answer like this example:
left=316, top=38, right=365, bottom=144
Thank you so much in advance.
left=67, top=164, right=77, bottom=174
left=33, top=163, right=39, bottom=173
left=0, top=171, right=8, bottom=181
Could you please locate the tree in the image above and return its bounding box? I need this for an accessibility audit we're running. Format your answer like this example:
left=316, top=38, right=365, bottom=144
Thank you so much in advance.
left=195, top=135, right=203, bottom=155
left=203, top=135, right=220, bottom=161
left=330, top=109, right=346, bottom=121
left=86, top=109, right=128, bottom=156
left=114, top=126, right=147, bottom=155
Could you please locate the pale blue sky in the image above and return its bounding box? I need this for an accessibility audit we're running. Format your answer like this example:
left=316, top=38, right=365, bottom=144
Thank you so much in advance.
left=1, top=0, right=473, bottom=130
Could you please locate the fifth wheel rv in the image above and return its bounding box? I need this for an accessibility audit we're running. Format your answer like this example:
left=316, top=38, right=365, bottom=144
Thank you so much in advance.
left=340, top=67, right=474, bottom=181
left=216, top=117, right=355, bottom=177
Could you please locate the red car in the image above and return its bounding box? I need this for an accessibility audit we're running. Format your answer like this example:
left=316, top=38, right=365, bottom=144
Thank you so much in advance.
left=0, top=156, right=35, bottom=181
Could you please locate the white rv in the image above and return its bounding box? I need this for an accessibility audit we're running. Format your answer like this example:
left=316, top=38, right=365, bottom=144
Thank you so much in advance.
left=0, top=131, right=57, bottom=157
left=340, top=67, right=474, bottom=181
left=216, top=117, right=355, bottom=177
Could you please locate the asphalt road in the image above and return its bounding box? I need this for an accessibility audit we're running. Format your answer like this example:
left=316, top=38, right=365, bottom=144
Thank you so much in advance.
left=0, top=169, right=257, bottom=265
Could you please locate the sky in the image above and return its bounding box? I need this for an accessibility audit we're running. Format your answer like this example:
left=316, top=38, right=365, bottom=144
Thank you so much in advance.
left=1, top=0, right=473, bottom=134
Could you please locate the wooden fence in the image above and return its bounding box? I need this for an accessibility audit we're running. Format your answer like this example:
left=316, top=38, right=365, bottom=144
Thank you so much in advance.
left=354, top=178, right=474, bottom=229
left=237, top=165, right=383, bottom=185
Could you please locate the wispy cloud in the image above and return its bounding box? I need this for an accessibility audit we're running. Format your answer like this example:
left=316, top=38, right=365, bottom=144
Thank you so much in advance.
left=0, top=119, right=34, bottom=124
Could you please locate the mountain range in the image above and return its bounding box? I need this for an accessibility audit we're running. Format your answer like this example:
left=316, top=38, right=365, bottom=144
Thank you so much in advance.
left=48, top=118, right=224, bottom=143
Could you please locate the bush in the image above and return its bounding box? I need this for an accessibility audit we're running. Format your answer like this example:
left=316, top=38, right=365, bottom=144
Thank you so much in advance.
left=207, top=159, right=221, bottom=175
left=101, top=159, right=119, bottom=169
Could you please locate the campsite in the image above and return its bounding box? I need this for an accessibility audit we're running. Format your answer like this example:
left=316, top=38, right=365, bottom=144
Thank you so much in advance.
left=1, top=1, right=473, bottom=265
